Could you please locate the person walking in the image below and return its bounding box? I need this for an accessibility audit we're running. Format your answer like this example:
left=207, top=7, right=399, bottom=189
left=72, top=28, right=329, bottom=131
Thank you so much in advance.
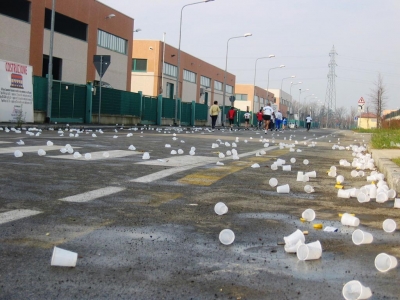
left=227, top=107, right=236, bottom=131
left=275, top=110, right=283, bottom=131
left=209, top=101, right=220, bottom=131
left=256, top=108, right=263, bottom=130
left=262, top=103, right=274, bottom=134
left=306, top=114, right=312, bottom=131
left=244, top=109, right=251, bottom=130
left=282, top=117, right=287, bottom=130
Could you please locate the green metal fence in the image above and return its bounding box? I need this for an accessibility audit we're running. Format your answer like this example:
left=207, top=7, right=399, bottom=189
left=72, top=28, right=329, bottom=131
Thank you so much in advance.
left=142, top=96, right=158, bottom=124
left=181, top=102, right=192, bottom=125
left=33, top=76, right=47, bottom=111
left=194, top=103, right=207, bottom=121
left=162, top=98, right=176, bottom=119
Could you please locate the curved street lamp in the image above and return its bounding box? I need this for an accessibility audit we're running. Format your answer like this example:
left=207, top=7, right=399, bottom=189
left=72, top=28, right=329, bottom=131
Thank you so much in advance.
left=175, top=0, right=215, bottom=125
left=221, top=32, right=252, bottom=126
left=266, top=65, right=285, bottom=105
left=252, top=55, right=275, bottom=115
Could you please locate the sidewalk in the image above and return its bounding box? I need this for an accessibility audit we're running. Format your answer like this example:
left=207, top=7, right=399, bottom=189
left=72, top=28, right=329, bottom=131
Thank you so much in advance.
left=370, top=149, right=400, bottom=193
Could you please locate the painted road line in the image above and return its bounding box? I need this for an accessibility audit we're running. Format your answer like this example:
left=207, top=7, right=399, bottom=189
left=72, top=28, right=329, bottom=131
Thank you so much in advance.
left=48, top=150, right=140, bottom=160
left=136, top=155, right=217, bottom=167
left=0, top=145, right=81, bottom=154
left=0, top=141, right=12, bottom=144
left=59, top=187, right=126, bottom=203
left=0, top=209, right=42, bottom=225
left=131, top=146, right=278, bottom=183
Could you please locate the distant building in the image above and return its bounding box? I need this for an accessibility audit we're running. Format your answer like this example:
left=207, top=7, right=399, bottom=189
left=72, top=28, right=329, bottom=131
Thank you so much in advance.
left=0, top=0, right=134, bottom=90
left=268, top=89, right=292, bottom=117
left=131, top=40, right=235, bottom=106
left=358, top=112, right=377, bottom=129
left=234, top=84, right=270, bottom=113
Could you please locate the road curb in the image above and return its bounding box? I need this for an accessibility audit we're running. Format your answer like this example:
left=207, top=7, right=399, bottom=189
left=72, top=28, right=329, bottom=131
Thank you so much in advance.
left=370, top=149, right=400, bottom=193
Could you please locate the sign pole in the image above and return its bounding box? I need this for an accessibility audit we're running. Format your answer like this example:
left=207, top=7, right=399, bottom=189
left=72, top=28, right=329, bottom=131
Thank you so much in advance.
left=98, top=56, right=103, bottom=124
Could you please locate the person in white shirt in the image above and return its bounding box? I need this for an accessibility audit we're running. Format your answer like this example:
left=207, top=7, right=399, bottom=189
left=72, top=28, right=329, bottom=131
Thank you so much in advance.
left=275, top=110, right=283, bottom=131
left=262, top=104, right=274, bottom=134
left=305, top=114, right=312, bottom=131
left=243, top=110, right=251, bottom=130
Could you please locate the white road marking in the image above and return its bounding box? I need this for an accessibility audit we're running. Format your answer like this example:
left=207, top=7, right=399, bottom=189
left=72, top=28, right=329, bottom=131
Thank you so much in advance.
left=48, top=150, right=140, bottom=160
left=137, top=155, right=218, bottom=167
left=131, top=146, right=278, bottom=183
left=0, top=145, right=80, bottom=154
left=0, top=209, right=42, bottom=225
left=59, top=187, right=126, bottom=203
left=0, top=141, right=12, bottom=144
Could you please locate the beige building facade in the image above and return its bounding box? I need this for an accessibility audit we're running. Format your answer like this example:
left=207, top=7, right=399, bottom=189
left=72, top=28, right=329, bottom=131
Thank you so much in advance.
left=131, top=40, right=235, bottom=106
left=358, top=113, right=377, bottom=129
left=234, top=84, right=273, bottom=113
left=268, top=89, right=292, bottom=117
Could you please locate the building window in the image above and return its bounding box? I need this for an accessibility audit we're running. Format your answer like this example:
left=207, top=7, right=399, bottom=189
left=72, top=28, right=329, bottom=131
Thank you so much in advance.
left=97, top=30, right=127, bottom=54
left=214, top=81, right=222, bottom=91
left=45, top=9, right=88, bottom=41
left=164, top=62, right=177, bottom=78
left=0, top=0, right=30, bottom=22
left=200, top=76, right=211, bottom=87
left=132, top=59, right=147, bottom=72
left=235, top=94, right=248, bottom=101
left=183, top=70, right=196, bottom=83
left=226, top=85, right=233, bottom=94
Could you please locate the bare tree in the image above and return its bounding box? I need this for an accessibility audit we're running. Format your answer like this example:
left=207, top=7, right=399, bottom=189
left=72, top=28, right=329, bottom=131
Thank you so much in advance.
left=369, top=73, right=387, bottom=129
left=335, top=106, right=347, bottom=128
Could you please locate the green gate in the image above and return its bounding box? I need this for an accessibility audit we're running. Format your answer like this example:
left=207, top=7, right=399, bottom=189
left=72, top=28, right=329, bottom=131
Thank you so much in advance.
left=142, top=96, right=158, bottom=124
left=181, top=102, right=192, bottom=125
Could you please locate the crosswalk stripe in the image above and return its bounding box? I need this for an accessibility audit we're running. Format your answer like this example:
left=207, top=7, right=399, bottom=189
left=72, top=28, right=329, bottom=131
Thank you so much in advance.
left=0, top=145, right=80, bottom=154
left=48, top=150, right=139, bottom=160
left=59, top=187, right=125, bottom=203
left=0, top=209, right=42, bottom=225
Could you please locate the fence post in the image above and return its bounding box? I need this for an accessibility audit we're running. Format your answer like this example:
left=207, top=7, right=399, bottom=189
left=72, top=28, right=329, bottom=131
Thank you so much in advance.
left=85, top=82, right=93, bottom=124
left=138, top=91, right=143, bottom=122
left=177, top=99, right=181, bottom=124
left=191, top=101, right=196, bottom=126
left=157, top=94, right=162, bottom=125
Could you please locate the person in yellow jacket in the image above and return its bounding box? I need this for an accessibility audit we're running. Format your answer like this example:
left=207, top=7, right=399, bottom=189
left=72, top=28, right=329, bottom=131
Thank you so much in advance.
left=209, top=101, right=221, bottom=130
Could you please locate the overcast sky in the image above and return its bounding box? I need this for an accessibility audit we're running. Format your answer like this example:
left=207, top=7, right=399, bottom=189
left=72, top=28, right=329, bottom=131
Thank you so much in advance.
left=99, top=0, right=400, bottom=112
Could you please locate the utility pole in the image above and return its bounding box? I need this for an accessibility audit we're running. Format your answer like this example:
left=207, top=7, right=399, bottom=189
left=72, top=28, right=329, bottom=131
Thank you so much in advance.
left=46, top=0, right=56, bottom=123
left=324, top=45, right=337, bottom=128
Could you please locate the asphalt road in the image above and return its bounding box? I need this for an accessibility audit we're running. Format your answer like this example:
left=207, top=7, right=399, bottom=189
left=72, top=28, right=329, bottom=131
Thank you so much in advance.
left=0, top=125, right=399, bottom=299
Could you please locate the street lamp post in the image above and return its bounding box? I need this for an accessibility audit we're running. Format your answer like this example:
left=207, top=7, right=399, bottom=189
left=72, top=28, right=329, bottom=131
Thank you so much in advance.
left=280, top=75, right=295, bottom=116
left=289, top=81, right=301, bottom=117
left=252, top=55, right=275, bottom=117
left=298, top=88, right=309, bottom=125
left=46, top=0, right=56, bottom=123
left=175, top=0, right=214, bottom=125
left=221, top=33, right=252, bottom=126
left=266, top=65, right=285, bottom=105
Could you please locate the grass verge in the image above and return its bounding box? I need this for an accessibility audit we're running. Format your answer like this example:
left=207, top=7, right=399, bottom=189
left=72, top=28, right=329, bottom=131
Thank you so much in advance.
left=393, top=158, right=400, bottom=167
left=353, top=129, right=400, bottom=149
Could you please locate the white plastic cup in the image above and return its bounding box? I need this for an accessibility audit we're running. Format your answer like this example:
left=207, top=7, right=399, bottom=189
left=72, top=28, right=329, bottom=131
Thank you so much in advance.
left=297, top=240, right=322, bottom=261
left=351, top=170, right=358, bottom=177
left=142, top=152, right=150, bottom=159
left=284, top=229, right=305, bottom=246
left=303, top=159, right=309, bottom=165
left=282, top=165, right=291, bottom=171
left=357, top=192, right=370, bottom=203
left=394, top=198, right=400, bottom=208
left=305, top=171, right=316, bottom=178
left=342, top=280, right=372, bottom=300
left=297, top=171, right=304, bottom=181
left=369, top=185, right=377, bottom=199
left=382, top=219, right=396, bottom=233
left=341, top=213, right=360, bottom=226
left=336, top=175, right=344, bottom=184
left=301, top=209, right=316, bottom=221
left=284, top=239, right=304, bottom=253
left=14, top=150, right=23, bottom=158
left=376, top=192, right=388, bottom=203
left=290, top=158, right=296, bottom=163
left=271, top=163, right=278, bottom=171
left=214, top=202, right=228, bottom=215
left=73, top=152, right=82, bottom=159
left=219, top=229, right=235, bottom=245
left=269, top=178, right=278, bottom=187
left=352, top=229, right=373, bottom=245
left=304, top=185, right=314, bottom=193
left=328, top=171, right=337, bottom=177
left=84, top=153, right=91, bottom=160
left=103, top=152, right=109, bottom=158
left=277, top=184, right=290, bottom=194
left=51, top=246, right=78, bottom=267
left=337, top=189, right=351, bottom=199
left=38, top=149, right=46, bottom=156
left=387, top=189, right=396, bottom=199
left=375, top=253, right=398, bottom=272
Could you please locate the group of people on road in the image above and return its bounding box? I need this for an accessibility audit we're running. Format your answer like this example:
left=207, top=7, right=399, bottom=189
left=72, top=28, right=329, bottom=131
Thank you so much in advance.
left=210, top=100, right=312, bottom=132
